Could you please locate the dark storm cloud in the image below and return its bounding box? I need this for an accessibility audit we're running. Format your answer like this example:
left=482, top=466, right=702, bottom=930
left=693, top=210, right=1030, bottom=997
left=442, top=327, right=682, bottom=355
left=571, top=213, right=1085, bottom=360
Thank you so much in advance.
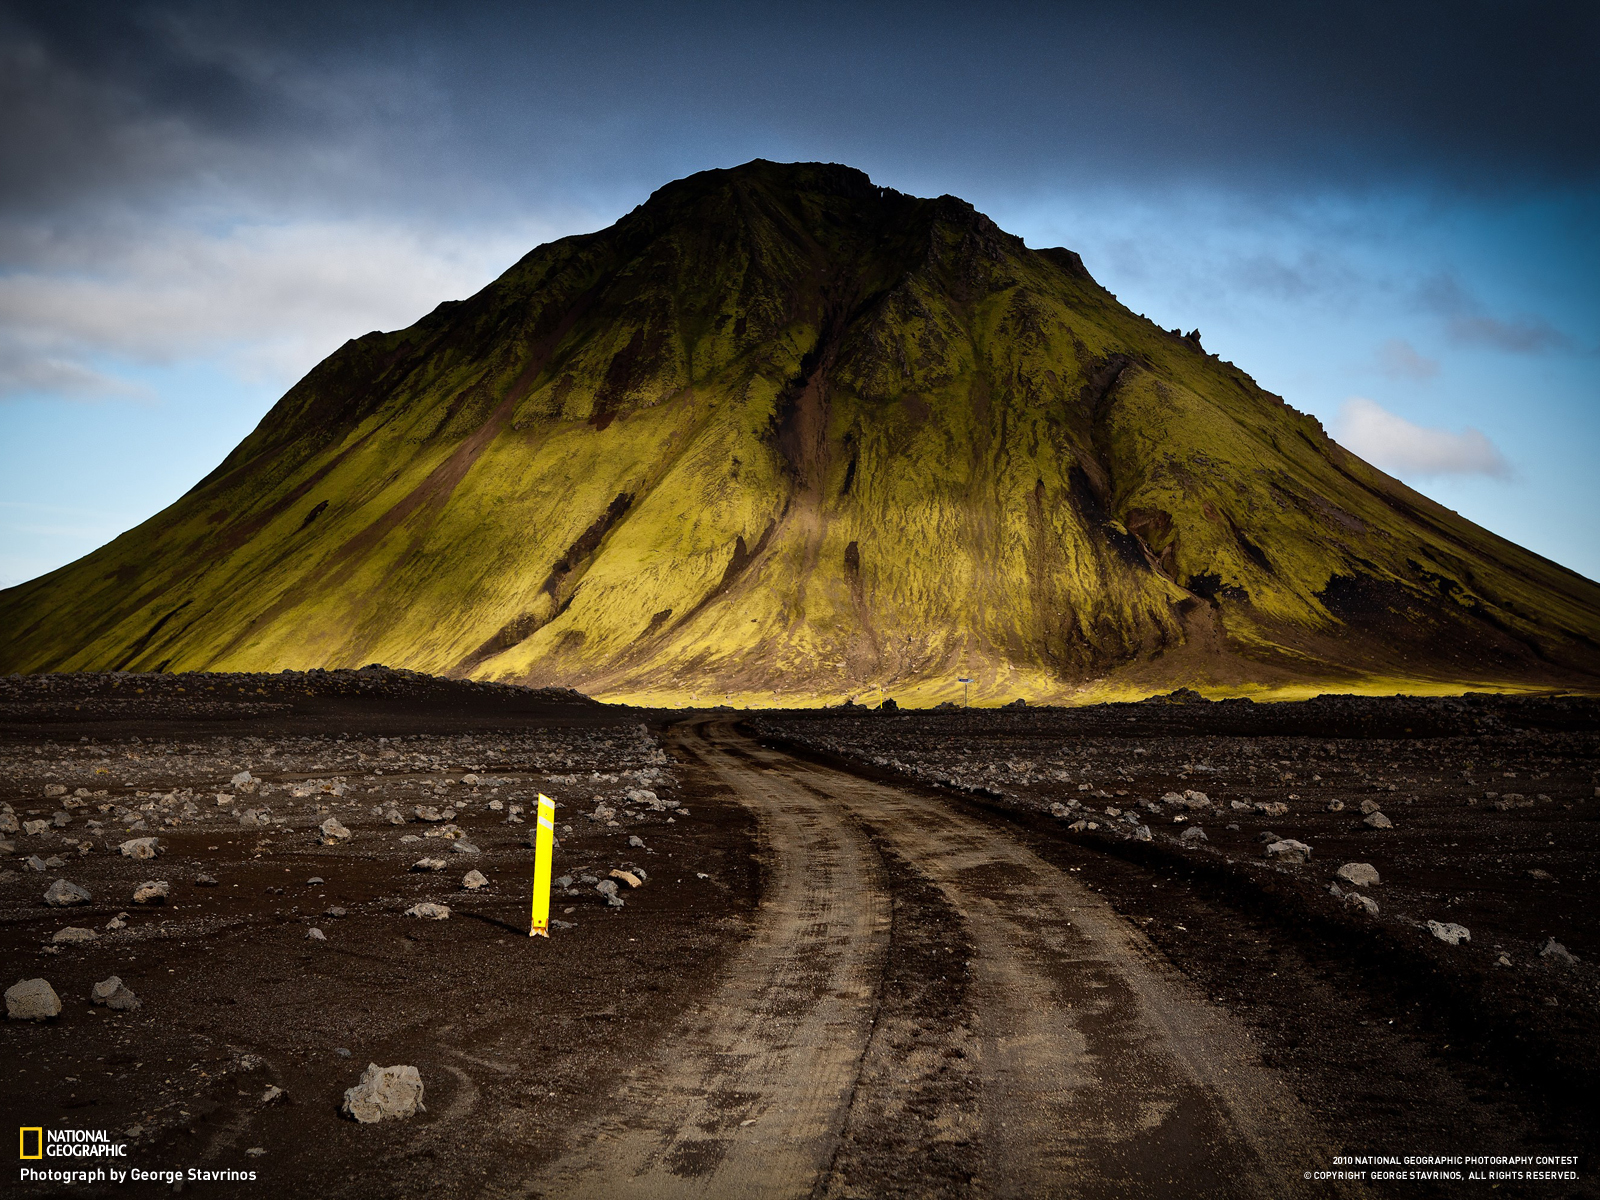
left=3, top=0, right=1597, bottom=226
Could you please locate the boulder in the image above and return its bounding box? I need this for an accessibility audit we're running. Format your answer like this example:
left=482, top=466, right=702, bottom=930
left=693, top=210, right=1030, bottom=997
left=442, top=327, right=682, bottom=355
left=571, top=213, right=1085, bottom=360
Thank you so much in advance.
left=1363, top=812, right=1393, bottom=829
left=1540, top=938, right=1578, bottom=965
left=6, top=977, right=62, bottom=1020
left=91, top=976, right=141, bottom=1010
left=43, top=878, right=91, bottom=906
left=132, top=880, right=170, bottom=905
left=404, top=902, right=450, bottom=920
left=52, top=926, right=98, bottom=944
left=319, top=817, right=351, bottom=843
left=1336, top=862, right=1381, bottom=888
left=461, top=869, right=488, bottom=890
left=119, top=837, right=162, bottom=860
left=1179, top=826, right=1208, bottom=844
left=342, top=1063, right=425, bottom=1123
left=1265, top=839, right=1311, bottom=864
left=1426, top=920, right=1470, bottom=946
left=1359, top=798, right=1382, bottom=815
left=411, top=858, right=448, bottom=872
left=1344, top=892, right=1379, bottom=916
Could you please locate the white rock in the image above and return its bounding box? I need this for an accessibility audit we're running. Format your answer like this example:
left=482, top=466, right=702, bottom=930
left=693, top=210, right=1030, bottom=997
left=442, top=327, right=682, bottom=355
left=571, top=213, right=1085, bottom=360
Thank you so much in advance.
left=1364, top=811, right=1394, bottom=829
left=404, top=902, right=450, bottom=920
left=1336, top=862, right=1381, bottom=888
left=119, top=837, right=162, bottom=860
left=1265, top=839, right=1311, bottom=864
left=341, top=1063, right=425, bottom=1123
left=132, top=880, right=169, bottom=905
left=461, top=870, right=488, bottom=890
left=231, top=771, right=256, bottom=792
left=1426, top=920, right=1470, bottom=946
left=6, top=977, right=62, bottom=1020
left=319, top=817, right=351, bottom=842
left=411, top=858, right=448, bottom=872
left=307, top=927, right=326, bottom=941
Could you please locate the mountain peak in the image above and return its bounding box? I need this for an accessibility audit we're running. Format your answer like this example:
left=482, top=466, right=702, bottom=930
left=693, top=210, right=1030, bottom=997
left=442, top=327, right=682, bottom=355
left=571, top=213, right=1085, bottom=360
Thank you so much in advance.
left=3, top=163, right=1596, bottom=702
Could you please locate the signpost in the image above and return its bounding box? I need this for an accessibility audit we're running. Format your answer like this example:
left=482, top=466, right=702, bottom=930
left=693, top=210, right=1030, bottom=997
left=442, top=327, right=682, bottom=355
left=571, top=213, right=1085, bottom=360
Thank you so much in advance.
left=529, top=793, right=556, bottom=937
left=958, top=677, right=971, bottom=708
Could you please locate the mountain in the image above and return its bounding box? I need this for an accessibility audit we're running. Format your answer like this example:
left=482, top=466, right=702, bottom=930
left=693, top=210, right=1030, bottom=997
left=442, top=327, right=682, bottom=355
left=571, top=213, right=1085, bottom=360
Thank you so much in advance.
left=3, top=161, right=1598, bottom=704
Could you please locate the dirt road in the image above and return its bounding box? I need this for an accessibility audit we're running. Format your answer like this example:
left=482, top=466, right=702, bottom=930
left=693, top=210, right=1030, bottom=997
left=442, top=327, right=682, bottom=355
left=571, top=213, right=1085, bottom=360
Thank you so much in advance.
left=502, top=719, right=1352, bottom=1199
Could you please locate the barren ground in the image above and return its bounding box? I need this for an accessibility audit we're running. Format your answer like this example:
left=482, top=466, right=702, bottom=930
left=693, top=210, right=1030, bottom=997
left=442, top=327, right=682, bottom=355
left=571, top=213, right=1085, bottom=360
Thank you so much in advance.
left=2, top=673, right=1595, bottom=1197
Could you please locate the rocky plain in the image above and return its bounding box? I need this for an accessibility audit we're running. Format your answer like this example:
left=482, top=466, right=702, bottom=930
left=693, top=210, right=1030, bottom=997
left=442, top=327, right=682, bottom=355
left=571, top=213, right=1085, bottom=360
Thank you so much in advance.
left=1, top=671, right=1596, bottom=1196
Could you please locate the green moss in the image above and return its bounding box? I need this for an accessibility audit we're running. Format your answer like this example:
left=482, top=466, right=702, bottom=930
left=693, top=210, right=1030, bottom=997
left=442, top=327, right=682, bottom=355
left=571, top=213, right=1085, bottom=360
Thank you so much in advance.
left=3, top=160, right=1597, bottom=703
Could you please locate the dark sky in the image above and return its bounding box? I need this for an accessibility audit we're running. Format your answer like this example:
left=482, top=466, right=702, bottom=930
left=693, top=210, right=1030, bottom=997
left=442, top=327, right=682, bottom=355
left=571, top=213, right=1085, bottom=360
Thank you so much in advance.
left=1, top=0, right=1597, bottom=583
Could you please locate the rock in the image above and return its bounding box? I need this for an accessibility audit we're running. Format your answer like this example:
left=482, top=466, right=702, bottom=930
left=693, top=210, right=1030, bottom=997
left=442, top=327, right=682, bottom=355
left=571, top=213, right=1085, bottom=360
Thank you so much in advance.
left=231, top=771, right=256, bottom=791
left=1132, top=824, right=1152, bottom=842
left=43, top=878, right=91, bottom=906
left=0, top=812, right=16, bottom=834
left=461, top=774, right=479, bottom=787
left=461, top=869, right=488, bottom=890
left=1336, top=862, right=1381, bottom=888
left=341, top=1063, right=425, bottom=1123
left=1325, top=800, right=1345, bottom=812
left=195, top=874, right=219, bottom=886
left=414, top=806, right=444, bottom=822
left=1363, top=811, right=1393, bottom=830
left=1426, top=920, right=1470, bottom=946
left=451, top=840, right=481, bottom=855
left=1179, top=826, right=1208, bottom=844
left=1048, top=801, right=1075, bottom=818
left=261, top=1085, right=285, bottom=1105
left=1344, top=892, right=1380, bottom=916
left=91, top=976, right=141, bottom=1010
left=51, top=926, right=98, bottom=944
left=1256, top=801, right=1289, bottom=817
left=627, top=835, right=646, bottom=849
left=308, top=877, right=324, bottom=885
left=119, top=837, right=162, bottom=860
left=589, top=803, right=617, bottom=823
left=1359, top=798, right=1382, bottom=815
left=1540, top=938, right=1578, bottom=965
left=326, top=907, right=347, bottom=918
left=43, top=855, right=66, bottom=868
left=1265, top=839, right=1311, bottom=864
left=596, top=879, right=624, bottom=907
left=239, top=809, right=263, bottom=828
left=555, top=875, right=574, bottom=889
left=1527, top=868, right=1554, bottom=881
left=23, top=819, right=51, bottom=836
left=307, top=927, right=326, bottom=941
left=404, top=902, right=450, bottom=920
left=43, top=783, right=67, bottom=798
left=319, top=817, right=351, bottom=842
left=610, top=869, right=643, bottom=888
left=26, top=855, right=47, bottom=872
left=6, top=977, right=62, bottom=1020
left=385, top=809, right=408, bottom=825
left=411, top=858, right=448, bottom=872
left=132, top=880, right=170, bottom=905
left=105, top=912, right=128, bottom=931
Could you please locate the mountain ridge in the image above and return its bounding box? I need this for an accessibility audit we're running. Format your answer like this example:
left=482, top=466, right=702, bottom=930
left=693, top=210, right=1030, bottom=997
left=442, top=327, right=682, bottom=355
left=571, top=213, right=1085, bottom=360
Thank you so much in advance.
left=4, top=159, right=1598, bottom=704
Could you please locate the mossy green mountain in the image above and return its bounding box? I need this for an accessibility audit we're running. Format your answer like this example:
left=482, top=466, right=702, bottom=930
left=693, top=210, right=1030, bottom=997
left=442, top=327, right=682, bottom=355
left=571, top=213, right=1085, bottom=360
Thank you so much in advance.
left=5, top=161, right=1599, bottom=704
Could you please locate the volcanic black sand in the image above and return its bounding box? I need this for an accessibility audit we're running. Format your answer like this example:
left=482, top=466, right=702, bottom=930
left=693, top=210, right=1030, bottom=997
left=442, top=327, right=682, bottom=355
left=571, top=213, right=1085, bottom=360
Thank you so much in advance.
left=1, top=671, right=1594, bottom=1197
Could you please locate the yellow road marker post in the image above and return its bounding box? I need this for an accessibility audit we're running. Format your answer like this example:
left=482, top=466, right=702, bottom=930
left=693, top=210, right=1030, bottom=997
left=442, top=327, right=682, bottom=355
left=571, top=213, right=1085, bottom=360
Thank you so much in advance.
left=530, top=793, right=556, bottom=937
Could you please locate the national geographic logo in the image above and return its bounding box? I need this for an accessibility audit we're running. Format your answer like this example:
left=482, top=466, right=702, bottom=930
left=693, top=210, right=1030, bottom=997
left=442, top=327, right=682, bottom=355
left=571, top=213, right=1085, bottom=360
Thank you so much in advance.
left=17, top=1127, right=127, bottom=1158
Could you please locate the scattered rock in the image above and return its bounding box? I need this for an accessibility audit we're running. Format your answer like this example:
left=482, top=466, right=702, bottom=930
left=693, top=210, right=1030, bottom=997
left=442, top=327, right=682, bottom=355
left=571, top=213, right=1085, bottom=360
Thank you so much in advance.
left=1325, top=799, right=1345, bottom=812
left=104, top=912, right=128, bottom=931
left=555, top=875, right=574, bottom=889
left=239, top=809, right=263, bottom=828
left=1344, top=892, right=1380, bottom=916
left=307, top=927, right=326, bottom=941
left=1363, top=811, right=1393, bottom=830
left=610, top=868, right=643, bottom=889
left=1265, top=839, right=1311, bottom=864
left=25, top=855, right=47, bottom=872
left=51, top=926, right=98, bottom=944
left=411, top=858, right=448, bottom=872
left=404, top=902, right=450, bottom=920
left=43, top=878, right=91, bottom=907
left=261, top=1085, right=286, bottom=1105
left=132, top=880, right=170, bottom=905
left=589, top=803, right=617, bottom=823
left=1179, top=826, right=1208, bottom=844
left=596, top=879, right=624, bottom=907
left=119, top=837, right=162, bottom=860
left=1527, top=868, right=1554, bottom=881
left=462, top=869, right=488, bottom=890
left=451, top=840, right=481, bottom=855
left=627, top=835, right=646, bottom=849
left=1360, top=798, right=1383, bottom=815
left=1540, top=938, right=1578, bottom=965
left=342, top=1063, right=426, bottom=1123
left=326, top=906, right=347, bottom=918
left=414, top=806, right=444, bottom=822
left=195, top=875, right=218, bottom=887
left=1132, top=824, right=1152, bottom=841
left=23, top=819, right=51, bottom=836
left=461, top=774, right=479, bottom=787
left=1336, top=862, right=1380, bottom=888
left=6, top=977, right=62, bottom=1020
left=318, top=817, right=351, bottom=843
left=1256, top=801, right=1289, bottom=817
left=1426, top=920, right=1470, bottom=946
left=91, top=976, right=141, bottom=1010
left=231, top=771, right=256, bottom=792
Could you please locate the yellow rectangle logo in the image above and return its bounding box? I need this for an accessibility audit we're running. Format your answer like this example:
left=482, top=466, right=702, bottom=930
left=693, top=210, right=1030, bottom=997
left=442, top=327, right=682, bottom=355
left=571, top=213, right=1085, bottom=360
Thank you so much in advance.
left=20, top=1127, right=43, bottom=1159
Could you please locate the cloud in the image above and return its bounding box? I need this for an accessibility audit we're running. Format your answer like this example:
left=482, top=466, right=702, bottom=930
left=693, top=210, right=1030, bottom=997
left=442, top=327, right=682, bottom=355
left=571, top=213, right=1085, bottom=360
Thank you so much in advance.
left=1417, top=274, right=1571, bottom=354
left=1375, top=338, right=1439, bottom=381
left=1337, top=397, right=1510, bottom=479
left=0, top=216, right=574, bottom=401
